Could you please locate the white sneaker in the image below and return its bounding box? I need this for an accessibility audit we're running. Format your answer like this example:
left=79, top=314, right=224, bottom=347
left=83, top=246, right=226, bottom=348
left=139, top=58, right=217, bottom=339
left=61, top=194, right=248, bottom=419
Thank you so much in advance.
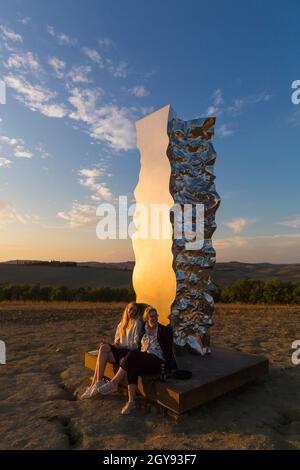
left=81, top=385, right=95, bottom=400
left=99, top=380, right=118, bottom=395
left=121, top=401, right=136, bottom=415
left=80, top=379, right=105, bottom=400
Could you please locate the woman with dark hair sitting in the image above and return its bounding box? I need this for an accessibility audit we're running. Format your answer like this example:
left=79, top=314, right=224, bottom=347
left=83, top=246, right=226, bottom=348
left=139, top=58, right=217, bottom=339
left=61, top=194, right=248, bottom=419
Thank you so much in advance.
left=98, top=306, right=177, bottom=414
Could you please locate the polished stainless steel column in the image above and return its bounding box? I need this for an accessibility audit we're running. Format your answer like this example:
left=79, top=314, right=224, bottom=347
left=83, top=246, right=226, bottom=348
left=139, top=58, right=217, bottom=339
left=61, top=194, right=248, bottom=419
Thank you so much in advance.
left=167, top=107, right=220, bottom=355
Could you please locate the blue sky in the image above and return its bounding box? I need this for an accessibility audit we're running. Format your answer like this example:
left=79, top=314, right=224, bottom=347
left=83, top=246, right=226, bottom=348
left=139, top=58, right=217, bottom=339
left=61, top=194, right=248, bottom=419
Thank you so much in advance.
left=0, top=0, right=299, bottom=263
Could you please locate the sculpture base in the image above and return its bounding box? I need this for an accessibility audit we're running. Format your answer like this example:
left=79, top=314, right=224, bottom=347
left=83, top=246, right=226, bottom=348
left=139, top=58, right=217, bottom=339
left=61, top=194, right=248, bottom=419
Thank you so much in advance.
left=84, top=346, right=269, bottom=414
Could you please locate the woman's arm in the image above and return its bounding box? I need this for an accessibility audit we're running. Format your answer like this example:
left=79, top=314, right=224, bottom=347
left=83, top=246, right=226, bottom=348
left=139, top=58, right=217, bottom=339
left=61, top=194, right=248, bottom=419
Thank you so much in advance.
left=131, top=320, right=143, bottom=350
left=114, top=322, right=121, bottom=346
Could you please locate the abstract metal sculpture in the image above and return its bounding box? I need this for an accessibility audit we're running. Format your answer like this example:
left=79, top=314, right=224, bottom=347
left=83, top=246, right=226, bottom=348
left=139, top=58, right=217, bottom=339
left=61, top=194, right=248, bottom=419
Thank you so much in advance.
left=167, top=108, right=220, bottom=355
left=133, top=105, right=220, bottom=355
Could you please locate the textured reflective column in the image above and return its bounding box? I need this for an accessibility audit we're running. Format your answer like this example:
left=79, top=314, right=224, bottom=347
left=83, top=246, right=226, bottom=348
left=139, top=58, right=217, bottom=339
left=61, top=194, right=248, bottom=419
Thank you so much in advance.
left=167, top=107, right=220, bottom=355
left=133, top=105, right=220, bottom=353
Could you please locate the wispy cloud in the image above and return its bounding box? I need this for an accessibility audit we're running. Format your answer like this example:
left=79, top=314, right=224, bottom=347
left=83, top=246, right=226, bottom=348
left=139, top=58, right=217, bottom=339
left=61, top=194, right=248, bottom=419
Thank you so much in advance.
left=4, top=51, right=40, bottom=73
left=207, top=88, right=224, bottom=115
left=207, top=88, right=271, bottom=116
left=14, top=148, right=33, bottom=158
left=218, top=123, right=234, bottom=137
left=0, top=157, right=12, bottom=167
left=68, top=87, right=135, bottom=151
left=4, top=74, right=68, bottom=118
left=68, top=87, right=104, bottom=122
left=98, top=37, right=116, bottom=49
left=89, top=104, right=135, bottom=150
left=227, top=92, right=271, bottom=114
left=58, top=165, right=114, bottom=230
left=223, top=217, right=256, bottom=233
left=277, top=215, right=300, bottom=228
left=48, top=56, right=66, bottom=78
left=206, top=88, right=271, bottom=139
left=67, top=65, right=93, bottom=83
left=108, top=60, right=129, bottom=78
left=289, top=109, right=300, bottom=127
left=0, top=135, right=21, bottom=146
left=1, top=23, right=143, bottom=153
left=214, top=236, right=248, bottom=250
left=0, top=25, right=23, bottom=43
left=81, top=47, right=103, bottom=66
left=78, top=167, right=112, bottom=201
left=57, top=202, right=97, bottom=228
left=35, top=142, right=51, bottom=160
left=0, top=134, right=33, bottom=159
left=129, top=85, right=150, bottom=98
left=18, top=16, right=31, bottom=26
left=215, top=233, right=300, bottom=263
left=0, top=201, right=38, bottom=225
left=47, top=25, right=77, bottom=46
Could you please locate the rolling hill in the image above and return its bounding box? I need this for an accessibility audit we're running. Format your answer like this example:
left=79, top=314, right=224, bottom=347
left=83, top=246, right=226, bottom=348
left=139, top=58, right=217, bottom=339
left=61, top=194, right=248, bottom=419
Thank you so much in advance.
left=1, top=261, right=300, bottom=288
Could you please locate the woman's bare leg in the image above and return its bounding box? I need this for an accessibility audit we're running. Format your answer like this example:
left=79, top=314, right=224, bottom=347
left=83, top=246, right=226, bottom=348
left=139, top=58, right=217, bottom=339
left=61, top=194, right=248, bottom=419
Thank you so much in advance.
left=109, top=366, right=127, bottom=385
left=91, top=343, right=115, bottom=385
left=128, top=384, right=137, bottom=402
left=119, top=384, right=137, bottom=414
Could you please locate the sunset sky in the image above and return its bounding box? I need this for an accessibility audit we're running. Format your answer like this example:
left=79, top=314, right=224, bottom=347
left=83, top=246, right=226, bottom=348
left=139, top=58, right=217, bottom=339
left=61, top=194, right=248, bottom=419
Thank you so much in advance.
left=0, top=0, right=300, bottom=264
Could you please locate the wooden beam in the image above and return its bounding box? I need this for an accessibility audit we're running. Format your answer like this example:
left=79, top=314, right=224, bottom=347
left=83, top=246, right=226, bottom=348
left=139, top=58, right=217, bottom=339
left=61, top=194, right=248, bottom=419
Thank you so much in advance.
left=84, top=347, right=269, bottom=414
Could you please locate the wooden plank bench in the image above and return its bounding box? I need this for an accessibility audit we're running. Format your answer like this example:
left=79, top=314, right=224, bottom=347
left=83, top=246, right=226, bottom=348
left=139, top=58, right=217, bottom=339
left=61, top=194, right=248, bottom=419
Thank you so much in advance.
left=85, top=346, right=269, bottom=414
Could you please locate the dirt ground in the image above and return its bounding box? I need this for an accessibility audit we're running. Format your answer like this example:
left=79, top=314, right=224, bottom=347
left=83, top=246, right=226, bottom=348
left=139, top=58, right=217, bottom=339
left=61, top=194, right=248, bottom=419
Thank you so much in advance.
left=0, top=302, right=300, bottom=450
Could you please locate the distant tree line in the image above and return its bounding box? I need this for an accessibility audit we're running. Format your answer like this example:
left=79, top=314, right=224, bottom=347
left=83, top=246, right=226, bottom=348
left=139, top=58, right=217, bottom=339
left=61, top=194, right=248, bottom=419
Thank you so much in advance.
left=0, top=279, right=300, bottom=304
left=0, top=283, right=134, bottom=302
left=214, top=279, right=300, bottom=304
left=23, top=260, right=78, bottom=267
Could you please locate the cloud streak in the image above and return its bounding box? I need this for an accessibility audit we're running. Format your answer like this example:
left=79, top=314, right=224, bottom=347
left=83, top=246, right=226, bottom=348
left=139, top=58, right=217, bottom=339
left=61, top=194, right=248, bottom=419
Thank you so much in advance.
left=215, top=233, right=300, bottom=263
left=277, top=215, right=300, bottom=229
left=0, top=134, right=33, bottom=160
left=0, top=201, right=38, bottom=225
left=47, top=25, right=77, bottom=46
left=0, top=25, right=23, bottom=43
left=129, top=85, right=150, bottom=97
left=79, top=167, right=112, bottom=201
left=68, top=87, right=136, bottom=150
left=4, top=74, right=68, bottom=118
left=223, top=217, right=256, bottom=233
left=48, top=56, right=66, bottom=78
left=57, top=202, right=97, bottom=228
left=0, top=157, right=12, bottom=167
left=82, top=47, right=103, bottom=66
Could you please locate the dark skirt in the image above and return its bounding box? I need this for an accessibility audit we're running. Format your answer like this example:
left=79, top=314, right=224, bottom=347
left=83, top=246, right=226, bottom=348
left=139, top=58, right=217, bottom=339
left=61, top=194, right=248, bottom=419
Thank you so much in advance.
left=120, top=350, right=164, bottom=385
left=109, top=344, right=130, bottom=364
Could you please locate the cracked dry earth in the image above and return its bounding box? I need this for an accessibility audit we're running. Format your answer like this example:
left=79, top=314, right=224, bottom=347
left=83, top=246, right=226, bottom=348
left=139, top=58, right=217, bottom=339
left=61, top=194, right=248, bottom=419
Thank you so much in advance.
left=0, top=302, right=300, bottom=450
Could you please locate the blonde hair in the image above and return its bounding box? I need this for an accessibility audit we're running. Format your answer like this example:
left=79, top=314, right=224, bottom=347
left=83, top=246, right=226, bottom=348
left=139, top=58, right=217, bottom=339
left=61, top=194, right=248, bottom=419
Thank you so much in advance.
left=120, top=302, right=139, bottom=335
left=143, top=306, right=158, bottom=323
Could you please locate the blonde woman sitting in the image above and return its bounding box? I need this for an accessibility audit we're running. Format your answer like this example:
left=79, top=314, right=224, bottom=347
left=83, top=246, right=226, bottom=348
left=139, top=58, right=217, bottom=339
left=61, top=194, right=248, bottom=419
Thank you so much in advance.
left=81, top=301, right=143, bottom=399
left=98, top=306, right=177, bottom=414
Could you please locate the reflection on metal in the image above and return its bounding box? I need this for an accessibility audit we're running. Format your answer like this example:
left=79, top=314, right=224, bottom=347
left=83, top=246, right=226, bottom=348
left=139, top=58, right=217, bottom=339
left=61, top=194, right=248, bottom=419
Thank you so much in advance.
left=133, top=105, right=176, bottom=325
left=133, top=105, right=220, bottom=353
left=167, top=108, right=220, bottom=355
